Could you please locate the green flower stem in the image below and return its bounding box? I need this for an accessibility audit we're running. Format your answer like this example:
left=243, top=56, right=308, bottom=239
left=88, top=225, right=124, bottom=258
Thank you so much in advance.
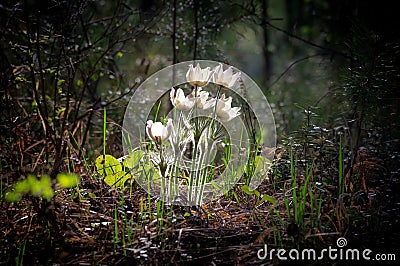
left=188, top=139, right=199, bottom=205
left=158, top=142, right=166, bottom=200
left=187, top=85, right=226, bottom=205
left=158, top=140, right=172, bottom=202
left=197, top=138, right=215, bottom=205
left=169, top=110, right=185, bottom=202
left=194, top=136, right=208, bottom=204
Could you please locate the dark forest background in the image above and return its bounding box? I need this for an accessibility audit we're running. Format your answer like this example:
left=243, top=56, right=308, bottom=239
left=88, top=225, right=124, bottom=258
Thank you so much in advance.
left=1, top=0, right=399, bottom=264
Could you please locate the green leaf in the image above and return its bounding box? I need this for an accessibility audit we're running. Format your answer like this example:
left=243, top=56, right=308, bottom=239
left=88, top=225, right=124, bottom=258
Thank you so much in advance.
left=57, top=79, right=65, bottom=87
left=5, top=192, right=22, bottom=202
left=123, top=150, right=144, bottom=169
left=116, top=51, right=123, bottom=58
left=40, top=175, right=52, bottom=187
left=241, top=185, right=260, bottom=197
left=42, top=187, right=54, bottom=201
left=95, top=155, right=123, bottom=177
left=57, top=173, right=80, bottom=188
left=260, top=194, right=277, bottom=205
left=104, top=172, right=131, bottom=188
left=7, top=174, right=55, bottom=201
left=30, top=175, right=53, bottom=200
left=95, top=154, right=134, bottom=188
left=14, top=178, right=30, bottom=194
left=29, top=175, right=42, bottom=197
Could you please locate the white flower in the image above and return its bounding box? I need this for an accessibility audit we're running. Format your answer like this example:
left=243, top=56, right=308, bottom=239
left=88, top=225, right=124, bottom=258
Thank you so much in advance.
left=146, top=119, right=173, bottom=143
left=170, top=88, right=196, bottom=111
left=216, top=94, right=241, bottom=122
left=186, top=63, right=213, bottom=87
left=189, top=88, right=216, bottom=110
left=212, top=63, right=241, bottom=88
left=197, top=91, right=216, bottom=110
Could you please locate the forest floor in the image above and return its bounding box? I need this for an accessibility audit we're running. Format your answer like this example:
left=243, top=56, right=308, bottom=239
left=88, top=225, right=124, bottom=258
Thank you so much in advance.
left=1, top=150, right=400, bottom=265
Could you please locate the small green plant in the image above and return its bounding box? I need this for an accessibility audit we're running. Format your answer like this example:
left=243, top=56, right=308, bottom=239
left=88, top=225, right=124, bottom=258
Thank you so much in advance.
left=283, top=145, right=321, bottom=240
left=5, top=173, right=80, bottom=202
left=94, top=150, right=146, bottom=188
left=241, top=185, right=276, bottom=207
left=96, top=105, right=143, bottom=189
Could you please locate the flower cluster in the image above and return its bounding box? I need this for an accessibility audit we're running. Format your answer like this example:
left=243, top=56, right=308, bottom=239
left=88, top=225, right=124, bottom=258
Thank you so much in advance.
left=147, top=63, right=242, bottom=146
left=170, top=63, right=242, bottom=122
left=185, top=63, right=241, bottom=89
left=212, top=63, right=241, bottom=88
left=170, top=87, right=215, bottom=111
left=141, top=63, right=248, bottom=206
left=146, top=63, right=242, bottom=147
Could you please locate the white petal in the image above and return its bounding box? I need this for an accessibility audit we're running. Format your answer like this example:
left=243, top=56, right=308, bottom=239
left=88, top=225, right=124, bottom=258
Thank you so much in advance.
left=146, top=120, right=155, bottom=141
left=171, top=88, right=195, bottom=110
left=197, top=91, right=215, bottom=109
left=151, top=122, right=164, bottom=138
left=186, top=64, right=194, bottom=82
left=223, top=67, right=233, bottom=85
left=202, top=67, right=211, bottom=80
left=211, top=64, right=240, bottom=88
left=194, top=64, right=201, bottom=81
left=170, top=88, right=176, bottom=103
left=216, top=95, right=240, bottom=121
left=175, top=88, right=186, bottom=103
left=200, top=98, right=216, bottom=109
left=213, top=64, right=222, bottom=80
left=228, top=72, right=241, bottom=88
